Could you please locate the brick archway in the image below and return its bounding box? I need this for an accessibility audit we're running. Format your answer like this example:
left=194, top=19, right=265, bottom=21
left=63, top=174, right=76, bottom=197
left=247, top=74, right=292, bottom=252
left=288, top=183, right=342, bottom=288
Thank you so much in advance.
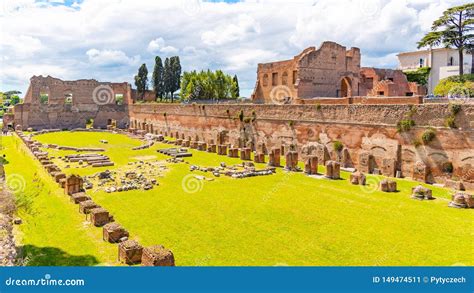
left=340, top=77, right=352, bottom=97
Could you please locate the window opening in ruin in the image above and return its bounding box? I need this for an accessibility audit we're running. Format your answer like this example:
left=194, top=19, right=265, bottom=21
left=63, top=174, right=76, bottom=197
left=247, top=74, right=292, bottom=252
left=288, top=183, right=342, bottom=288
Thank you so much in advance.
left=263, top=74, right=269, bottom=87
left=419, top=58, right=424, bottom=68
left=406, top=92, right=414, bottom=96
left=448, top=56, right=454, bottom=66
left=115, top=94, right=124, bottom=105
left=387, top=78, right=394, bottom=82
left=40, top=93, right=49, bottom=105
left=378, top=91, right=385, bottom=96
left=272, top=72, right=278, bottom=86
left=292, top=70, right=297, bottom=85
left=65, top=93, right=73, bottom=104
left=282, top=72, right=288, bottom=86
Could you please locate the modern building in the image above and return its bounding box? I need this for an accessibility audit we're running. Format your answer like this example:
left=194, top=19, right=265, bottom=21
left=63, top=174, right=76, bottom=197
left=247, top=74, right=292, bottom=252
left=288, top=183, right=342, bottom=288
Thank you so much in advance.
left=397, top=48, right=473, bottom=94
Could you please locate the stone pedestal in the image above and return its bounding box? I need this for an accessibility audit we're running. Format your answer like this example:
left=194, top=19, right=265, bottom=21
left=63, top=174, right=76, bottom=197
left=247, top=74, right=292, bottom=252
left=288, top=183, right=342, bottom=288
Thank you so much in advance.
left=382, top=158, right=397, bottom=177
left=325, top=161, right=340, bottom=179
left=268, top=148, right=281, bottom=167
left=350, top=171, right=366, bottom=185
left=411, top=185, right=433, bottom=200
left=70, top=192, right=91, bottom=204
left=217, top=145, right=227, bottom=155
left=119, top=240, right=143, bottom=265
left=228, top=148, right=239, bottom=158
left=141, top=245, right=175, bottom=266
left=79, top=200, right=99, bottom=214
left=90, top=207, right=111, bottom=227
left=304, top=155, right=318, bottom=175
left=379, top=179, right=397, bottom=192
left=240, top=148, right=251, bottom=160
left=285, top=151, right=298, bottom=171
left=254, top=153, right=265, bottom=163
left=207, top=144, right=217, bottom=153
left=197, top=142, right=207, bottom=151
left=103, top=223, right=129, bottom=243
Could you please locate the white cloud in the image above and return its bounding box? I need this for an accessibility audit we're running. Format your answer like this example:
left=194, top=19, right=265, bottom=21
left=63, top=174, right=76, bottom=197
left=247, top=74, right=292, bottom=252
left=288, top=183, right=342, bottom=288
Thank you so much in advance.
left=86, top=49, right=140, bottom=67
left=201, top=14, right=261, bottom=46
left=0, top=0, right=471, bottom=97
left=147, top=38, right=179, bottom=55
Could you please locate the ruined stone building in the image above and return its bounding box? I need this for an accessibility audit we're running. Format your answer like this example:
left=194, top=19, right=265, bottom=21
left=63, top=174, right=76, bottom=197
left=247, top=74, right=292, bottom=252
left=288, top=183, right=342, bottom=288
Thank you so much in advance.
left=12, top=76, right=131, bottom=129
left=251, top=41, right=426, bottom=103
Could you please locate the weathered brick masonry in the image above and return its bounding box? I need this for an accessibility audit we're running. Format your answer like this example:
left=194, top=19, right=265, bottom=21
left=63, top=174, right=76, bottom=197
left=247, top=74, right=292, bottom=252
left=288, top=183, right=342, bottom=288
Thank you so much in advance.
left=129, top=103, right=474, bottom=189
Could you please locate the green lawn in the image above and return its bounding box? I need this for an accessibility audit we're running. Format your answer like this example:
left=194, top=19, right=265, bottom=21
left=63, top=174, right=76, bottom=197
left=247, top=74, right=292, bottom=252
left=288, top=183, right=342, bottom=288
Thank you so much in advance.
left=2, top=131, right=473, bottom=266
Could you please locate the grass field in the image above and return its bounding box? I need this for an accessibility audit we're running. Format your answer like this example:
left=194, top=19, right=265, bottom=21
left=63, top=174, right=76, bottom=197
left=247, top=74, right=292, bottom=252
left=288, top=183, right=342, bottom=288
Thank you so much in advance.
left=2, top=131, right=473, bottom=266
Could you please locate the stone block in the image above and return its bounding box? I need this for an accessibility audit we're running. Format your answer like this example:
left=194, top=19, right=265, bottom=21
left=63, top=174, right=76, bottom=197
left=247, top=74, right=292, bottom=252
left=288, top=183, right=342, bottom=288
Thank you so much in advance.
left=103, top=223, right=129, bottom=243
left=268, top=148, right=281, bottom=167
left=240, top=148, right=251, bottom=160
left=325, top=160, right=340, bottom=179
left=79, top=200, right=99, bottom=214
left=411, top=185, right=433, bottom=200
left=304, top=155, right=318, bottom=175
left=350, top=171, right=366, bottom=185
left=217, top=145, right=227, bottom=155
left=379, top=179, right=397, bottom=192
left=285, top=151, right=298, bottom=171
left=119, top=240, right=143, bottom=265
left=254, top=152, right=265, bottom=164
left=90, top=207, right=112, bottom=227
left=207, top=144, right=217, bottom=153
left=70, top=192, right=91, bottom=204
left=141, top=245, right=175, bottom=266
left=444, top=179, right=465, bottom=191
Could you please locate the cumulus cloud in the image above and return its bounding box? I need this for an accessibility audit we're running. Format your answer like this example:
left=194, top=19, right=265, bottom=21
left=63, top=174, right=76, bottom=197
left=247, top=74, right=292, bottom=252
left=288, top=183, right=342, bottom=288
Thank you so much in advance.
left=0, top=0, right=471, bottom=96
left=86, top=49, right=140, bottom=67
left=147, top=38, right=179, bottom=55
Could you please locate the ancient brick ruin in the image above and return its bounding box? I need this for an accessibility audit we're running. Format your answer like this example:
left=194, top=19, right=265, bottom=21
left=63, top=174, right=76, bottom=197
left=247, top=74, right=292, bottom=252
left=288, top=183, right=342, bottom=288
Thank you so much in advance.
left=250, top=41, right=425, bottom=104
left=12, top=76, right=130, bottom=130
left=8, top=40, right=473, bottom=190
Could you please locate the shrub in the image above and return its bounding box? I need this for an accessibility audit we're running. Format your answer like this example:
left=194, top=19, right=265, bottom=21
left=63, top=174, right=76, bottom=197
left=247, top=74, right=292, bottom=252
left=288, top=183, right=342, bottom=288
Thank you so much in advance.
left=316, top=103, right=321, bottom=110
left=449, top=103, right=462, bottom=116
left=288, top=120, right=294, bottom=127
left=434, top=75, right=474, bottom=97
left=445, top=116, right=456, bottom=128
left=333, top=141, right=343, bottom=152
left=413, top=139, right=422, bottom=148
left=397, top=119, right=415, bottom=132
left=403, top=67, right=431, bottom=85
left=421, top=128, right=436, bottom=144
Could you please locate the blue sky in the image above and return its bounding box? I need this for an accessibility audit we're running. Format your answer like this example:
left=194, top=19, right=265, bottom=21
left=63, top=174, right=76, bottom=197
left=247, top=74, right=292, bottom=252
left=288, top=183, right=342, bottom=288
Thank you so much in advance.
left=0, top=0, right=470, bottom=97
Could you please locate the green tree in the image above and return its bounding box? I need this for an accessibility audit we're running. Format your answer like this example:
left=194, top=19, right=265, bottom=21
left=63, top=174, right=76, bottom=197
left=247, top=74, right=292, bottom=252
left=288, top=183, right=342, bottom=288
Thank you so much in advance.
left=9, top=95, right=20, bottom=105
left=232, top=75, right=240, bottom=98
left=417, top=3, right=474, bottom=77
left=163, top=57, right=172, bottom=101
left=170, top=56, right=182, bottom=103
left=134, top=63, right=148, bottom=100
left=180, top=69, right=238, bottom=101
left=152, top=56, right=164, bottom=101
